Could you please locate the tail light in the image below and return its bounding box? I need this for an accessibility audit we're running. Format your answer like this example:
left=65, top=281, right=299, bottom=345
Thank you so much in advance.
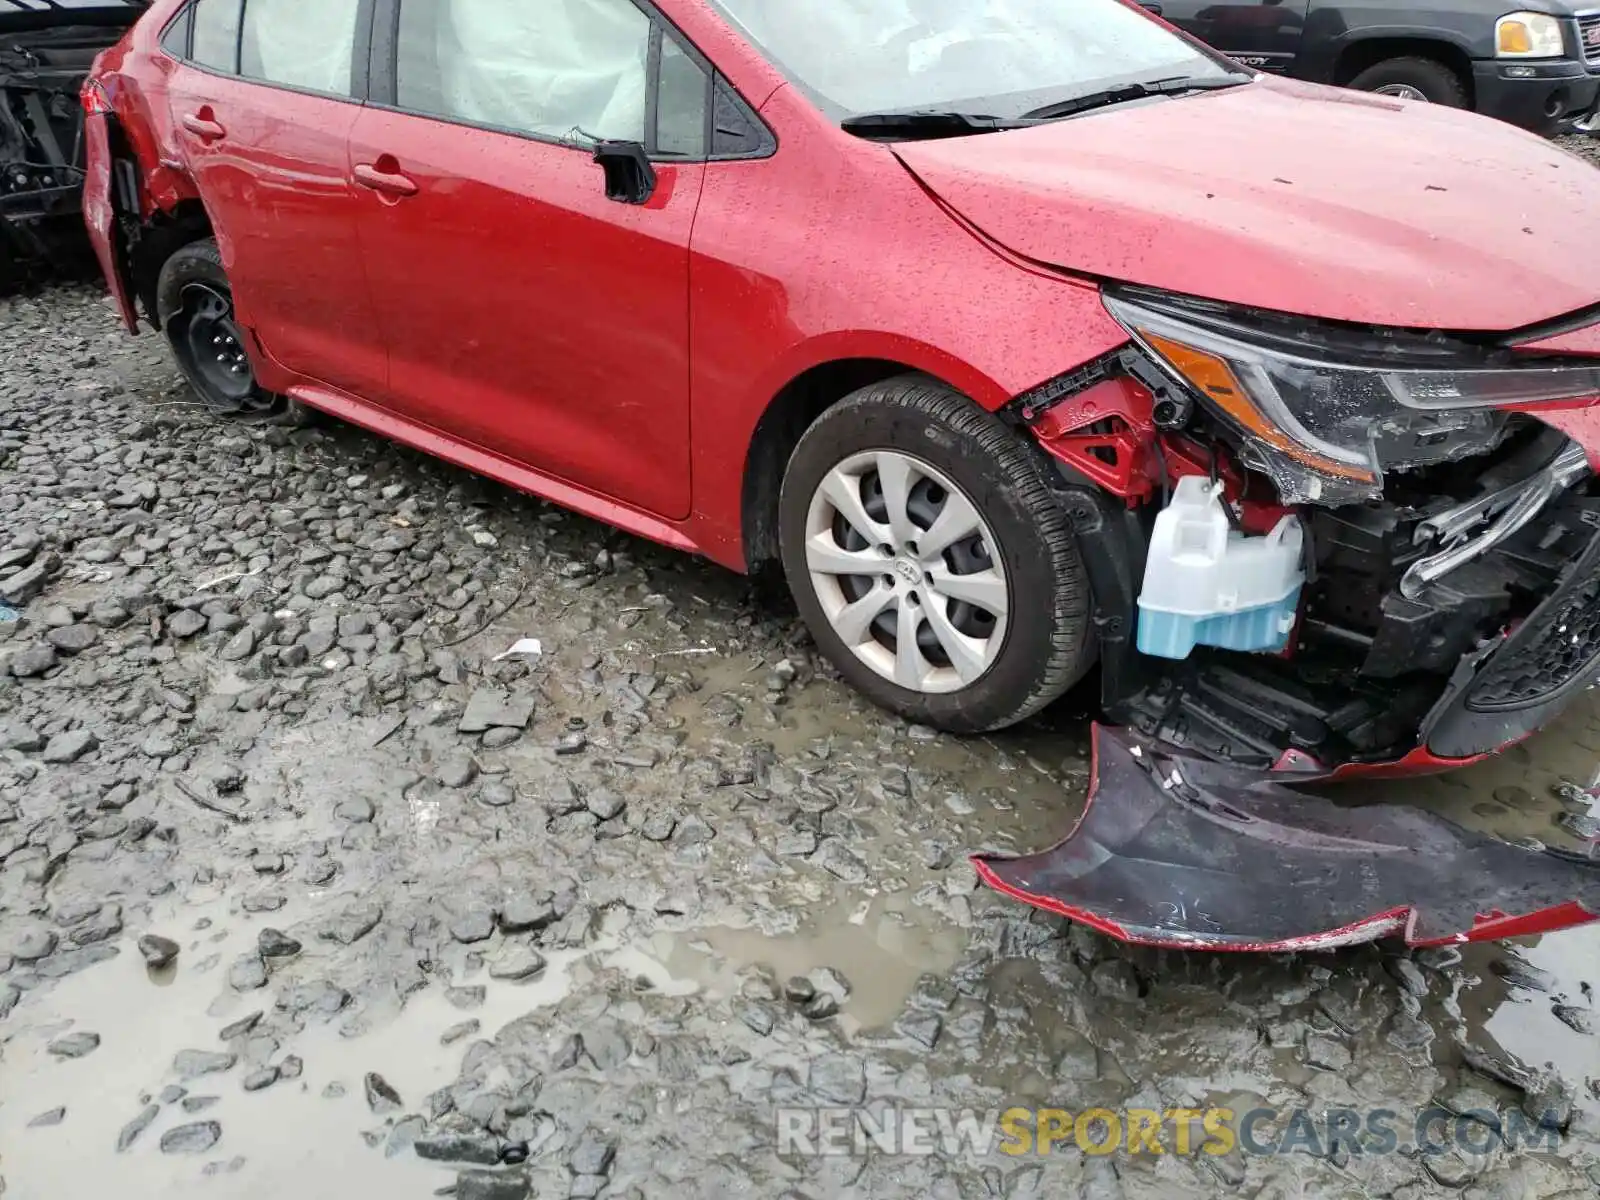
left=81, top=79, right=113, bottom=117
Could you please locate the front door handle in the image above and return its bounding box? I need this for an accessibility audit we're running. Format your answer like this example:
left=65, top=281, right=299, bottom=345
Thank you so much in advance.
left=353, top=162, right=419, bottom=198
left=181, top=111, right=226, bottom=141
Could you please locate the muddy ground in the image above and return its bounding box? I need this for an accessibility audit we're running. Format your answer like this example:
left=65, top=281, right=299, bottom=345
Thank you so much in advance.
left=4, top=137, right=1600, bottom=1200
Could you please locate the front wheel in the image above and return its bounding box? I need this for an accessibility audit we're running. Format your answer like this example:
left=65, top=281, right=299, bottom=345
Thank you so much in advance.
left=1347, top=57, right=1468, bottom=107
left=779, top=376, right=1095, bottom=734
left=156, top=239, right=281, bottom=419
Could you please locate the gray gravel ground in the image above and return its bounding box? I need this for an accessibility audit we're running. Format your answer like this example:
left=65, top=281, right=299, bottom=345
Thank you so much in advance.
left=4, top=177, right=1600, bottom=1198
left=1557, top=133, right=1600, bottom=167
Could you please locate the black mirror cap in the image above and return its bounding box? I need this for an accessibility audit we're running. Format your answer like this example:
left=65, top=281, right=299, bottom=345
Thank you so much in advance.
left=593, top=140, right=657, bottom=205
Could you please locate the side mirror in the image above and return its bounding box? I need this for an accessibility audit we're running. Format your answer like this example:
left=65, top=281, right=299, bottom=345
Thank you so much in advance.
left=593, top=140, right=656, bottom=205
left=1140, top=1, right=1164, bottom=13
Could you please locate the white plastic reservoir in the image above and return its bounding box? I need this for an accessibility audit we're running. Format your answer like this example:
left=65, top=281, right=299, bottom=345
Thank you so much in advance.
left=1136, top=476, right=1305, bottom=660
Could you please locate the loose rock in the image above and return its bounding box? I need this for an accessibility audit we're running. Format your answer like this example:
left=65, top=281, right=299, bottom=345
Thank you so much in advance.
left=160, top=1121, right=222, bottom=1154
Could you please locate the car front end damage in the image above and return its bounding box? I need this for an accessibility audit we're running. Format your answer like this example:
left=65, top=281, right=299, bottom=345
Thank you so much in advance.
left=979, top=287, right=1600, bottom=949
left=0, top=2, right=142, bottom=283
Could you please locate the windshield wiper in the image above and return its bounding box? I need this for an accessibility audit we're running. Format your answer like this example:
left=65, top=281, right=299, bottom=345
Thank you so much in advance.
left=840, top=110, right=1033, bottom=140
left=1019, top=74, right=1249, bottom=122
left=842, top=75, right=1250, bottom=140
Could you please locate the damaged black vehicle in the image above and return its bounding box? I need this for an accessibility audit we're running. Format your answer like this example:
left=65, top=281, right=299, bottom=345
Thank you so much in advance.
left=1, top=0, right=143, bottom=287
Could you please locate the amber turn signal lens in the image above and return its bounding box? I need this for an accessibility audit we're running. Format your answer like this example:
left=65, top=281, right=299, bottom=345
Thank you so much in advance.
left=1141, top=330, right=1377, bottom=483
left=1498, top=21, right=1534, bottom=54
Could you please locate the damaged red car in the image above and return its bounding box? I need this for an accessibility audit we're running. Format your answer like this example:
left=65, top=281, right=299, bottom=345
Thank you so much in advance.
left=83, top=0, right=1600, bottom=950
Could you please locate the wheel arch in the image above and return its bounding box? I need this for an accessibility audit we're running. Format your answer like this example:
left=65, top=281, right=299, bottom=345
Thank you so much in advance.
left=1332, top=35, right=1476, bottom=102
left=128, top=197, right=216, bottom=330
left=736, top=341, right=1014, bottom=573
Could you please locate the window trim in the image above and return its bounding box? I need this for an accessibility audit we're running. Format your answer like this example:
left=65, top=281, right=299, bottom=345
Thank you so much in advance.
left=155, top=0, right=378, bottom=107
left=369, top=0, right=775, bottom=163
left=157, top=3, right=194, bottom=59
left=644, top=23, right=664, bottom=154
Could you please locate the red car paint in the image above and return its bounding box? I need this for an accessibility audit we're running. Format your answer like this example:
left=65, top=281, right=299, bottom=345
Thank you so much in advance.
left=80, top=107, right=138, bottom=332
left=83, top=0, right=1136, bottom=573
left=1029, top=378, right=1161, bottom=504
left=972, top=860, right=1600, bottom=952
left=83, top=0, right=1600, bottom=568
left=1270, top=743, right=1497, bottom=777
left=893, top=75, right=1600, bottom=332
left=80, top=0, right=1600, bottom=951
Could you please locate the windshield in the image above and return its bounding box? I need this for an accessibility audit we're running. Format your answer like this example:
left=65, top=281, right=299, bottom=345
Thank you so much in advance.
left=706, top=0, right=1240, bottom=120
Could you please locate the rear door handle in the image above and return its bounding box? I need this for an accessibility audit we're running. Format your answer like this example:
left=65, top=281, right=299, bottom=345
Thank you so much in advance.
left=353, top=162, right=419, bottom=198
left=181, top=112, right=226, bottom=141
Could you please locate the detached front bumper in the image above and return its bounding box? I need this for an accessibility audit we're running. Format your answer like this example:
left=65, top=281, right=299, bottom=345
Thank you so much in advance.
left=976, top=726, right=1600, bottom=950
left=985, top=429, right=1600, bottom=951
left=1471, top=57, right=1600, bottom=135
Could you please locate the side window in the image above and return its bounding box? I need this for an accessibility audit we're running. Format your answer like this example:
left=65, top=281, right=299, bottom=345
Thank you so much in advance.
left=240, top=0, right=362, bottom=96
left=397, top=0, right=652, bottom=143
left=190, top=0, right=243, bottom=73
left=711, top=79, right=771, bottom=158
left=655, top=35, right=707, bottom=157
left=160, top=5, right=194, bottom=59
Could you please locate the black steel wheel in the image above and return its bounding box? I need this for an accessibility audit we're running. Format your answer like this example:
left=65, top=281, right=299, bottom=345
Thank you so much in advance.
left=156, top=239, right=279, bottom=418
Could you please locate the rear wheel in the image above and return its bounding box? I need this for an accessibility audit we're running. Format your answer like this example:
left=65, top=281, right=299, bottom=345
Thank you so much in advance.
left=779, top=375, right=1094, bottom=734
left=1348, top=57, right=1468, bottom=106
left=156, top=239, right=281, bottom=419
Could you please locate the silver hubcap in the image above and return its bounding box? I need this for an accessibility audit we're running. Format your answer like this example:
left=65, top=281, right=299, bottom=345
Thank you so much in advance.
left=1374, top=84, right=1428, bottom=101
left=805, top=450, right=1008, bottom=695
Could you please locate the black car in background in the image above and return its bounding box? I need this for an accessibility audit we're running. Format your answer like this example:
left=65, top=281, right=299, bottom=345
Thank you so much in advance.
left=1156, top=0, right=1600, bottom=133
left=1, top=0, right=144, bottom=287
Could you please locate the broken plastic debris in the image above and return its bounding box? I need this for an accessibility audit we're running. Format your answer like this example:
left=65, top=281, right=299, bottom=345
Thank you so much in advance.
left=492, top=638, right=544, bottom=663
left=0, top=605, right=17, bottom=622
left=974, top=725, right=1600, bottom=950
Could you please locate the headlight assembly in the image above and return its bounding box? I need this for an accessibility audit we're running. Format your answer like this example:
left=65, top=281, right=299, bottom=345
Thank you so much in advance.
left=1495, top=11, right=1566, bottom=57
left=1104, top=290, right=1600, bottom=504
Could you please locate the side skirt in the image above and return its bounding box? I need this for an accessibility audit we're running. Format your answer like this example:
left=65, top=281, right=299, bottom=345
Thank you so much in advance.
left=286, top=383, right=702, bottom=558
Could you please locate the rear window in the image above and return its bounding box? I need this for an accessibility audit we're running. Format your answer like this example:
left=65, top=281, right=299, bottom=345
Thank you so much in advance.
left=159, top=5, right=192, bottom=56
left=189, top=0, right=240, bottom=73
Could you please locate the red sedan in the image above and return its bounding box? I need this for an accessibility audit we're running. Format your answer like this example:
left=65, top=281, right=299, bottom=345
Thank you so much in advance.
left=83, top=0, right=1600, bottom=949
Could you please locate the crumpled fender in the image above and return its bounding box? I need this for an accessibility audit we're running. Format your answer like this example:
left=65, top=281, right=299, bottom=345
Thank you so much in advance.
left=974, top=726, right=1600, bottom=951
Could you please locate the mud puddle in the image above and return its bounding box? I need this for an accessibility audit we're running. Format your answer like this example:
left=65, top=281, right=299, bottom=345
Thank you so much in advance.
left=623, top=894, right=969, bottom=1031
left=0, top=897, right=624, bottom=1199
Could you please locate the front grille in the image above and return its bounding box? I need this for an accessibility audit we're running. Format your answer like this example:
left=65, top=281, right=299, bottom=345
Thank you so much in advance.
left=1468, top=533, right=1600, bottom=711
left=1581, top=14, right=1600, bottom=64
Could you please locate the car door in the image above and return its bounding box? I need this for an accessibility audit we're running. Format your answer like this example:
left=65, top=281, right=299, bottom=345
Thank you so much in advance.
left=345, top=0, right=707, bottom=521
left=1159, top=0, right=1310, bottom=73
left=162, top=0, right=387, bottom=399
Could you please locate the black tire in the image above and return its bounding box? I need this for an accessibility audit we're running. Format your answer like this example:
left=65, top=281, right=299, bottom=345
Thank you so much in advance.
left=156, top=238, right=280, bottom=418
left=1347, top=57, right=1468, bottom=107
left=779, top=375, right=1094, bottom=734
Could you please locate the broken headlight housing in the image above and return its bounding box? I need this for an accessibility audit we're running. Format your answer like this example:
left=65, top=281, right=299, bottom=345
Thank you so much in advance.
left=1105, top=289, right=1600, bottom=504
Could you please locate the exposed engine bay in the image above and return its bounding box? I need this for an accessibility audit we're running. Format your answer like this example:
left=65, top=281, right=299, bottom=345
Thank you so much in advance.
left=1, top=4, right=141, bottom=281
left=982, top=286, right=1600, bottom=949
